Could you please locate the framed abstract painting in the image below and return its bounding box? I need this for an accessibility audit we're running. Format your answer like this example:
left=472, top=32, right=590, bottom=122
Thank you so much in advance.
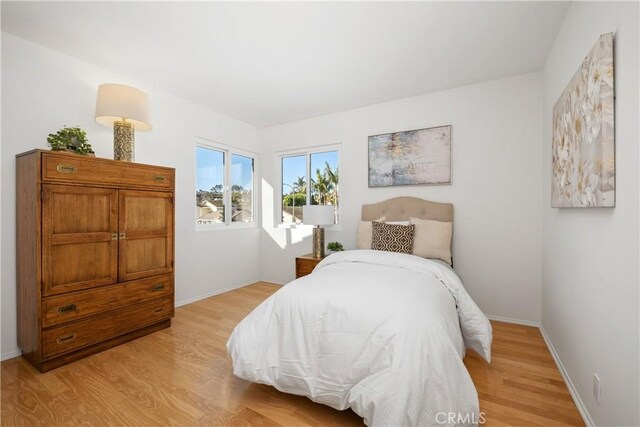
left=368, top=125, right=451, bottom=187
left=551, top=32, right=615, bottom=208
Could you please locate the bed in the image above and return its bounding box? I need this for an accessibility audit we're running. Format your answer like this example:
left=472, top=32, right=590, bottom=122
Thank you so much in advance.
left=227, top=197, right=492, bottom=426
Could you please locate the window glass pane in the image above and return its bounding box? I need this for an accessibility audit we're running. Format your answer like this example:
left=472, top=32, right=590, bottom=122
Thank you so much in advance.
left=310, top=150, right=339, bottom=223
left=196, top=147, right=225, bottom=224
left=231, top=154, right=254, bottom=223
left=281, top=155, right=307, bottom=223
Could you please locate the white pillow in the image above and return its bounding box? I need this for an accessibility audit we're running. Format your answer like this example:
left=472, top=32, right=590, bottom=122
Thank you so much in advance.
left=356, top=217, right=385, bottom=249
left=386, top=220, right=410, bottom=225
left=409, top=217, right=453, bottom=265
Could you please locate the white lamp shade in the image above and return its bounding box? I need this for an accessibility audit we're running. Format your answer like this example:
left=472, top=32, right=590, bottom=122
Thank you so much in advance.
left=303, top=205, right=335, bottom=226
left=95, top=84, right=152, bottom=131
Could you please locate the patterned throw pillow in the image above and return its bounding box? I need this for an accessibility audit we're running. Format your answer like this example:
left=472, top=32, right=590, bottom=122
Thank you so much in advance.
left=371, top=221, right=415, bottom=254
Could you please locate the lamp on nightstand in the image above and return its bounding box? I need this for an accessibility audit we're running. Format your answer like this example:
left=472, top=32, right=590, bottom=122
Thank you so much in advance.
left=303, top=205, right=335, bottom=259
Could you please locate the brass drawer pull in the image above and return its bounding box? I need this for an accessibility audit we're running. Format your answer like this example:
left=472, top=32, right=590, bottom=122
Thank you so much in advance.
left=153, top=175, right=166, bottom=182
left=119, top=232, right=126, bottom=239
left=57, top=304, right=77, bottom=314
left=56, top=164, right=77, bottom=174
left=152, top=283, right=165, bottom=292
left=57, top=334, right=76, bottom=344
left=111, top=233, right=118, bottom=240
left=153, top=307, right=164, bottom=314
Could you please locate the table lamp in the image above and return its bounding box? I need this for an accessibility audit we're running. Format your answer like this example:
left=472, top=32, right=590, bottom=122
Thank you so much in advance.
left=95, top=83, right=152, bottom=161
left=303, top=205, right=335, bottom=258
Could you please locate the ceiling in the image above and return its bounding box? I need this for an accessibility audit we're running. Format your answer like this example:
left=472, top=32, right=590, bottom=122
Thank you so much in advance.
left=2, top=1, right=569, bottom=128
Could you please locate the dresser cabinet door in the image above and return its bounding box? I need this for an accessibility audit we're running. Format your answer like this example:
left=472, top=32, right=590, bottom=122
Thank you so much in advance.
left=42, top=185, right=119, bottom=296
left=118, top=190, right=174, bottom=282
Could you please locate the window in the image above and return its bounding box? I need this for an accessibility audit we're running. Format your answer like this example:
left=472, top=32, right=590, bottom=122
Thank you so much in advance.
left=196, top=144, right=255, bottom=227
left=230, top=154, right=254, bottom=223
left=281, top=148, right=339, bottom=224
left=281, top=155, right=307, bottom=224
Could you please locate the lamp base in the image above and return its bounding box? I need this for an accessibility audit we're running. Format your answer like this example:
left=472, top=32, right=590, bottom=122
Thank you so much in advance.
left=114, top=120, right=135, bottom=162
left=313, top=226, right=325, bottom=259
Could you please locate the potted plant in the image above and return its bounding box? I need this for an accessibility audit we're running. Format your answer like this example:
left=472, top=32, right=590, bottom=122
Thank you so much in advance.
left=47, top=126, right=95, bottom=155
left=327, top=242, right=344, bottom=253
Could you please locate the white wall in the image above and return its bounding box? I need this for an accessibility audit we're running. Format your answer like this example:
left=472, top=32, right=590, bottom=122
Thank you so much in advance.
left=259, top=73, right=543, bottom=323
left=541, top=2, right=639, bottom=426
left=0, top=34, right=262, bottom=360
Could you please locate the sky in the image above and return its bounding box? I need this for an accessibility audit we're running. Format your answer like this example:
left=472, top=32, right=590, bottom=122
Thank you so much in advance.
left=196, top=147, right=253, bottom=192
left=282, top=150, right=339, bottom=192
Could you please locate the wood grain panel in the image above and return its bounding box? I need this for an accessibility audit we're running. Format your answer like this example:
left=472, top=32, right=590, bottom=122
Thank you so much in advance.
left=42, top=296, right=174, bottom=358
left=50, top=190, right=111, bottom=233
left=42, top=185, right=118, bottom=296
left=2, top=283, right=583, bottom=426
left=42, top=151, right=174, bottom=190
left=122, top=238, right=167, bottom=275
left=119, top=190, right=173, bottom=282
left=42, top=274, right=174, bottom=327
left=296, top=264, right=315, bottom=278
left=295, top=254, right=323, bottom=278
left=50, top=242, right=113, bottom=287
left=125, top=195, right=167, bottom=230
left=15, top=152, right=41, bottom=358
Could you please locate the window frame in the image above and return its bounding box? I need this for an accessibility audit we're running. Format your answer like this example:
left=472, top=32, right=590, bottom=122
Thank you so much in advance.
left=278, top=143, right=341, bottom=228
left=195, top=138, right=257, bottom=231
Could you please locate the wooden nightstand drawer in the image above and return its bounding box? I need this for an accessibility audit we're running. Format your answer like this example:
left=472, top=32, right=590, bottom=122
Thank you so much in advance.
left=295, top=254, right=324, bottom=279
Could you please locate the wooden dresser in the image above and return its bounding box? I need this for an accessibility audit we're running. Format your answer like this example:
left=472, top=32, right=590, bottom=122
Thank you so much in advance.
left=16, top=150, right=175, bottom=372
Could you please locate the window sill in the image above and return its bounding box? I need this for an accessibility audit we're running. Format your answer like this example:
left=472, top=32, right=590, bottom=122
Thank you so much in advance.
left=277, top=222, right=305, bottom=229
left=275, top=223, right=342, bottom=232
left=196, top=223, right=258, bottom=232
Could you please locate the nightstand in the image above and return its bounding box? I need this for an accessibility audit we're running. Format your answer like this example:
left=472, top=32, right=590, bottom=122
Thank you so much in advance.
left=295, top=253, right=325, bottom=279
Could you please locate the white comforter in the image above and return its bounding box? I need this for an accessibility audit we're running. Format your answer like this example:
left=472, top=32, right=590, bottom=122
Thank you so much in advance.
left=227, top=250, right=492, bottom=426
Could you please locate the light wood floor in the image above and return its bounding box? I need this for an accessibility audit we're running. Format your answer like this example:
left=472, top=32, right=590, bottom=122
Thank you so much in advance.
left=1, top=282, right=583, bottom=426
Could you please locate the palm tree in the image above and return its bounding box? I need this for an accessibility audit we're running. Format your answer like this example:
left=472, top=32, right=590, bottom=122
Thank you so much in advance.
left=311, top=168, right=333, bottom=205
left=324, top=162, right=339, bottom=206
left=293, top=176, right=306, bottom=195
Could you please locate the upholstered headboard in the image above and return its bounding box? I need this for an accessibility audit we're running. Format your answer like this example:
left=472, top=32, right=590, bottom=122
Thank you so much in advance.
left=361, top=197, right=453, bottom=223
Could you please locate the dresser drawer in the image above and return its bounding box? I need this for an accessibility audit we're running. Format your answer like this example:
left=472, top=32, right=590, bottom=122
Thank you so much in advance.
left=296, top=257, right=321, bottom=278
left=42, top=275, right=174, bottom=328
left=42, top=152, right=174, bottom=190
left=296, top=263, right=315, bottom=278
left=42, top=296, right=173, bottom=358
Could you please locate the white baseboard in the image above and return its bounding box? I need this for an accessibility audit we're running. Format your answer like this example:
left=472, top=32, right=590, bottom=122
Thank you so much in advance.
left=486, top=314, right=540, bottom=327
left=175, top=278, right=261, bottom=307
left=539, top=325, right=594, bottom=427
left=1, top=348, right=22, bottom=362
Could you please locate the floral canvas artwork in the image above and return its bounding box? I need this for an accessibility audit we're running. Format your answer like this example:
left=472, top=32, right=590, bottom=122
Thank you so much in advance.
left=368, top=125, right=451, bottom=187
left=552, top=33, right=615, bottom=208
